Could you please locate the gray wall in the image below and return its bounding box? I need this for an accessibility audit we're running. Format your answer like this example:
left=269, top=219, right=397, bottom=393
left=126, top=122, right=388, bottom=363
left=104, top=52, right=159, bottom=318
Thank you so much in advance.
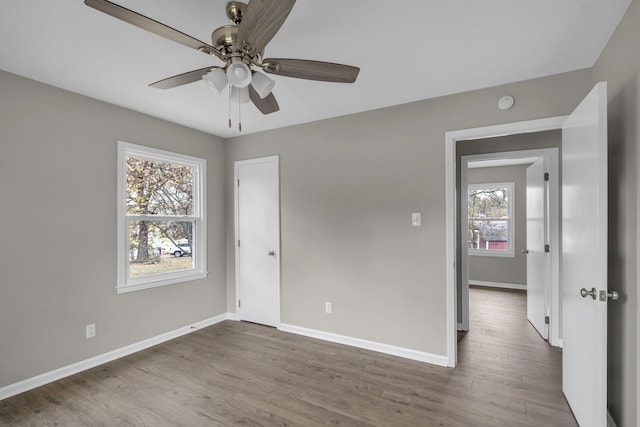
left=0, top=70, right=227, bottom=388
left=592, top=0, right=640, bottom=424
left=466, top=165, right=528, bottom=286
left=225, top=70, right=592, bottom=356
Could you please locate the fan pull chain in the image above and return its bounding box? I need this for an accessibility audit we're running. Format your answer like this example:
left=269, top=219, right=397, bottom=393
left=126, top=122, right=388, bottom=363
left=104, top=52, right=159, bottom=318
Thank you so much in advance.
left=228, top=84, right=232, bottom=128
left=238, top=89, right=242, bottom=132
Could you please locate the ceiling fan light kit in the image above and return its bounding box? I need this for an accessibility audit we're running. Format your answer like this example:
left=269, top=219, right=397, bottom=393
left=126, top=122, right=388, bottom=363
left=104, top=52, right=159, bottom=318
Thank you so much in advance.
left=203, top=68, right=229, bottom=94
left=226, top=62, right=252, bottom=88
left=84, top=0, right=360, bottom=131
left=250, top=71, right=276, bottom=99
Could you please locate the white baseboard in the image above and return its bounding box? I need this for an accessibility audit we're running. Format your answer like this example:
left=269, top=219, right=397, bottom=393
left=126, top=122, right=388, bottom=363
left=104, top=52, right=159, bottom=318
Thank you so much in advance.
left=279, top=323, right=448, bottom=367
left=226, top=312, right=239, bottom=321
left=0, top=313, right=233, bottom=401
left=557, top=338, right=563, bottom=348
left=469, top=280, right=526, bottom=291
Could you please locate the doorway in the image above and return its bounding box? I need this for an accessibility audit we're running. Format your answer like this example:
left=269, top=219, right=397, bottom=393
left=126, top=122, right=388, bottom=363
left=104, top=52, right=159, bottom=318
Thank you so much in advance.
left=234, top=155, right=281, bottom=327
left=444, top=116, right=567, bottom=366
left=459, top=148, right=560, bottom=345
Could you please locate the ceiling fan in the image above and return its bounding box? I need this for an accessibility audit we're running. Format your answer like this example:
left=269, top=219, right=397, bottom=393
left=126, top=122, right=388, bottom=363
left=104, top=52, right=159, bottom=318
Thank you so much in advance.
left=84, top=0, right=360, bottom=129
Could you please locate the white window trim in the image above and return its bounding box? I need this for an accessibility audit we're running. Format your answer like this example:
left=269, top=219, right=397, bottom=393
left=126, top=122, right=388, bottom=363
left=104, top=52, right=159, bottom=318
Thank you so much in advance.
left=466, top=181, right=515, bottom=258
left=117, top=141, right=207, bottom=293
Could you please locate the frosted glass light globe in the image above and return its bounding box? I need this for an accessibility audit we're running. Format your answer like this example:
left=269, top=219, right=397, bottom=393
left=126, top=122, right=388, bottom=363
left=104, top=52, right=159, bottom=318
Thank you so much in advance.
left=227, top=62, right=252, bottom=88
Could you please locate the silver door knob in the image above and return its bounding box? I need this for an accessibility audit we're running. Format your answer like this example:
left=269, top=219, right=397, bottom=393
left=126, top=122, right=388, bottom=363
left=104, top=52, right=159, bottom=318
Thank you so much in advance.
left=267, top=250, right=275, bottom=256
left=598, top=290, right=620, bottom=302
left=522, top=249, right=530, bottom=254
left=580, top=287, right=597, bottom=300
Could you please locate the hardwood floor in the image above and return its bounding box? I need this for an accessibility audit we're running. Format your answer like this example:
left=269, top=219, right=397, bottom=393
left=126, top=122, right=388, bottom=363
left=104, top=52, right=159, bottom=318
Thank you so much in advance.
left=0, top=287, right=577, bottom=426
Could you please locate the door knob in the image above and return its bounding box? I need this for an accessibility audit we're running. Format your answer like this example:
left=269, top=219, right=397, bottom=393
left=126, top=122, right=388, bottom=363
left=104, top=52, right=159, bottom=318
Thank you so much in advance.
left=599, top=290, right=619, bottom=301
left=267, top=250, right=275, bottom=256
left=522, top=249, right=530, bottom=254
left=580, top=287, right=597, bottom=300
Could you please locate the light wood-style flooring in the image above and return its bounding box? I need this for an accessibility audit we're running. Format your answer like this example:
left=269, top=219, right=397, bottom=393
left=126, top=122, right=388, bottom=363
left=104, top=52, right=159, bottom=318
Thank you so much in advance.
left=0, top=287, right=577, bottom=426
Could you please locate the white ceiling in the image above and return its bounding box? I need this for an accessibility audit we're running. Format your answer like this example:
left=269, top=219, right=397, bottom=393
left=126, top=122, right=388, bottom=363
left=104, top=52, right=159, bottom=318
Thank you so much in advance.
left=0, top=1, right=631, bottom=138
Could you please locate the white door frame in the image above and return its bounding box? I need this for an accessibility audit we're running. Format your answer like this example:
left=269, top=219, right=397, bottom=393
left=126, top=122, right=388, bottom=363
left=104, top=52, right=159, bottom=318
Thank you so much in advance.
left=234, top=155, right=281, bottom=325
left=445, top=116, right=567, bottom=367
left=459, top=148, right=559, bottom=342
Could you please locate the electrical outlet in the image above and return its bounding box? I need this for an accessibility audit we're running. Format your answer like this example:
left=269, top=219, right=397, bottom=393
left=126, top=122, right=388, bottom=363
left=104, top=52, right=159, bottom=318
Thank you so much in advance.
left=325, top=302, right=333, bottom=314
left=86, top=323, right=96, bottom=339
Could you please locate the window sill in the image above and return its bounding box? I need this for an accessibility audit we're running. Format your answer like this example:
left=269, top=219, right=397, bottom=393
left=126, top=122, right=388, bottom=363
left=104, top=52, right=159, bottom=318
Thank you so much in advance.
left=117, top=271, right=208, bottom=294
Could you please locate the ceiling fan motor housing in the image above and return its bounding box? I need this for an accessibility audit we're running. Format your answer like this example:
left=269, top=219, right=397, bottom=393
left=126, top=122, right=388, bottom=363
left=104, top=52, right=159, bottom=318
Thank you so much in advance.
left=211, top=25, right=238, bottom=50
left=210, top=23, right=262, bottom=68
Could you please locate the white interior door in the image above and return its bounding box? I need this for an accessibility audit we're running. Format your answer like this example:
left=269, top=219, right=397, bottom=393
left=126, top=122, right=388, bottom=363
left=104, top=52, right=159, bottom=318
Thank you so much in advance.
left=235, top=156, right=280, bottom=327
left=526, top=158, right=549, bottom=339
left=562, top=82, right=608, bottom=427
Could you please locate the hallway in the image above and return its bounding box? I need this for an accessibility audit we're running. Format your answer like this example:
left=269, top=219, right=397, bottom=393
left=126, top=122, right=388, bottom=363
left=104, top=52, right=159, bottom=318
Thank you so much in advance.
left=457, top=286, right=577, bottom=425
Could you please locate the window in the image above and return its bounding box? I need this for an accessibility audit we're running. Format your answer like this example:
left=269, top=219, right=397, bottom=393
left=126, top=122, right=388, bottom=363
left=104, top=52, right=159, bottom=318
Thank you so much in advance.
left=117, top=141, right=207, bottom=293
left=467, top=182, right=514, bottom=257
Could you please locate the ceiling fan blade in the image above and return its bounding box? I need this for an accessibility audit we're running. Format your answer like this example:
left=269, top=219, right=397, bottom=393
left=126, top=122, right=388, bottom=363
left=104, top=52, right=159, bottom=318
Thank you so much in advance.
left=249, top=86, right=280, bottom=114
left=84, top=0, right=221, bottom=59
left=262, top=59, right=360, bottom=83
left=237, top=0, right=296, bottom=55
left=149, top=67, right=220, bottom=89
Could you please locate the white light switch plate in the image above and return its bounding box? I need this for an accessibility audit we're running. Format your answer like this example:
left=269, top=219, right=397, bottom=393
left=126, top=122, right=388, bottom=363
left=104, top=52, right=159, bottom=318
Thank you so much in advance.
left=412, top=213, right=422, bottom=227
left=325, top=302, right=333, bottom=314
left=86, top=323, right=96, bottom=339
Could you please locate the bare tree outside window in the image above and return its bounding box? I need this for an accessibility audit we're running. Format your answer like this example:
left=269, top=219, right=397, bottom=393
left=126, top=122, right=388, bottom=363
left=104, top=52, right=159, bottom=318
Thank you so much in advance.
left=467, top=182, right=514, bottom=255
left=126, top=157, right=195, bottom=276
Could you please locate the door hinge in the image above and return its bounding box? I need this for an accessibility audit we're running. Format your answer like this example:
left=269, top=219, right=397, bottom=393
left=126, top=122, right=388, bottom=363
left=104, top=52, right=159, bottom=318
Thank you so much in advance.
left=544, top=172, right=549, bottom=181
left=237, top=179, right=240, bottom=187
left=238, top=300, right=241, bottom=308
left=545, top=316, right=550, bottom=325
left=544, top=244, right=550, bottom=253
left=237, top=239, right=241, bottom=247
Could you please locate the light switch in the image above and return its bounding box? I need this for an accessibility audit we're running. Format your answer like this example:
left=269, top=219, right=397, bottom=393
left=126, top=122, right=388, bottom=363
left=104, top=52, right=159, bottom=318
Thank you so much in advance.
left=412, top=213, right=422, bottom=227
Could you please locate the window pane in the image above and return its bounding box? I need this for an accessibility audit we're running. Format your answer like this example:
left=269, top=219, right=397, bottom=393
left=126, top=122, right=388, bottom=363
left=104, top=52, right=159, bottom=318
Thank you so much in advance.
left=126, top=157, right=193, bottom=216
left=468, top=220, right=509, bottom=250
left=468, top=187, right=509, bottom=219
left=128, top=220, right=194, bottom=277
